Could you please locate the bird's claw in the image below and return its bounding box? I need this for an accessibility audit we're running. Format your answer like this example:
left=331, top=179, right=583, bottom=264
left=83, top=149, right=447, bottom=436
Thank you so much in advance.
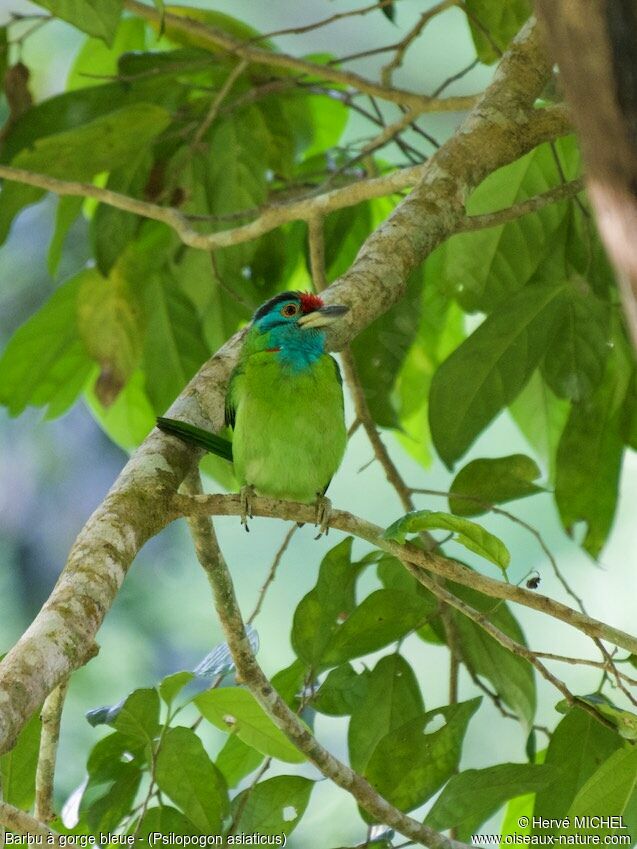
left=314, top=494, right=332, bottom=539
left=240, top=485, right=255, bottom=532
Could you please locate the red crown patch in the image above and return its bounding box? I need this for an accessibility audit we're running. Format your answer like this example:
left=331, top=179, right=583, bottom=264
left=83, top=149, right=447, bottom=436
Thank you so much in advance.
left=299, top=292, right=324, bottom=314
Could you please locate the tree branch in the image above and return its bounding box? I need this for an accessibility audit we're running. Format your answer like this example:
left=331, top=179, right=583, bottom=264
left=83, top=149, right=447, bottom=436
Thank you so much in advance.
left=34, top=679, right=69, bottom=823
left=170, top=492, right=637, bottom=656
left=0, top=162, right=426, bottom=250
left=124, top=0, right=476, bottom=113
left=0, top=801, right=62, bottom=846
left=458, top=176, right=584, bottom=231
left=381, top=0, right=459, bottom=86
left=182, top=473, right=468, bottom=849
left=0, top=16, right=566, bottom=754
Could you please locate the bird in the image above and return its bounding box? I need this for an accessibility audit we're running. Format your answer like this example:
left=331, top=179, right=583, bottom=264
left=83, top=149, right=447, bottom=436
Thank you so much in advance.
left=157, top=290, right=349, bottom=533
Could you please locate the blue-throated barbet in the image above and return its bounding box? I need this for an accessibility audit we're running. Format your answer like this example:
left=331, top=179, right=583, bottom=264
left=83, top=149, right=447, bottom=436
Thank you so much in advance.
left=157, top=291, right=349, bottom=532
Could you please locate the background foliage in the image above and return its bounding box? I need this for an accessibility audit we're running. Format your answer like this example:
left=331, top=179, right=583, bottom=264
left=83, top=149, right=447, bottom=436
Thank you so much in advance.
left=0, top=0, right=636, bottom=847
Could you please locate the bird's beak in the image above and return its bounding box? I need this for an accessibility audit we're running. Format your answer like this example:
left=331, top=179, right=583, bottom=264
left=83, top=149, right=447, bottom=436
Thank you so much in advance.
left=297, top=304, right=349, bottom=329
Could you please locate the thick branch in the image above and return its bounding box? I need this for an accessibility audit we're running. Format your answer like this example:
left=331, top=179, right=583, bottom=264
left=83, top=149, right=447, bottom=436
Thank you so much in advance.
left=183, top=474, right=467, bottom=849
left=0, top=17, right=564, bottom=754
left=0, top=802, right=61, bottom=845
left=170, top=492, right=637, bottom=656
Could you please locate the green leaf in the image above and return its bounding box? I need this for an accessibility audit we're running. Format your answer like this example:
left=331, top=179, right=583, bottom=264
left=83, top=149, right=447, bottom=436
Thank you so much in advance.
left=291, top=538, right=361, bottom=668
left=430, top=139, right=580, bottom=312
left=48, top=195, right=84, bottom=276
left=113, top=688, right=161, bottom=747
left=230, top=775, right=314, bottom=837
left=271, top=659, right=307, bottom=709
left=86, top=761, right=141, bottom=834
left=534, top=706, right=622, bottom=830
left=215, top=734, right=264, bottom=789
left=429, top=284, right=567, bottom=467
left=395, top=279, right=466, bottom=469
left=384, top=510, right=510, bottom=570
left=541, top=283, right=611, bottom=401
left=556, top=695, right=637, bottom=741
left=195, top=688, right=305, bottom=764
left=449, top=454, right=544, bottom=517
left=86, top=731, right=147, bottom=779
left=158, top=671, right=194, bottom=706
left=425, top=763, right=556, bottom=840
left=509, top=372, right=569, bottom=483
left=312, top=664, right=370, bottom=716
left=85, top=368, right=156, bottom=451
left=377, top=555, right=445, bottom=644
left=159, top=6, right=270, bottom=52
left=555, top=344, right=628, bottom=557
left=448, top=582, right=536, bottom=726
left=364, top=698, right=481, bottom=813
left=350, top=261, right=423, bottom=427
left=0, top=710, right=42, bottom=808
left=348, top=654, right=424, bottom=774
left=321, top=589, right=434, bottom=665
left=0, top=28, right=7, bottom=94
left=621, top=371, right=637, bottom=450
left=0, top=272, right=94, bottom=417
left=92, top=152, right=153, bottom=275
left=464, top=0, right=532, bottom=64
left=323, top=204, right=373, bottom=283
left=77, top=266, right=143, bottom=406
left=132, top=805, right=201, bottom=838
left=155, top=726, right=229, bottom=833
left=142, top=274, right=210, bottom=413
left=33, top=0, right=123, bottom=45
left=67, top=18, right=146, bottom=90
left=0, top=103, right=171, bottom=244
left=565, top=747, right=637, bottom=836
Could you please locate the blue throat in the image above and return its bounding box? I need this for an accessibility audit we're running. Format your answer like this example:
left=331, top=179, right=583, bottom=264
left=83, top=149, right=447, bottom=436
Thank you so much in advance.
left=264, top=324, right=326, bottom=372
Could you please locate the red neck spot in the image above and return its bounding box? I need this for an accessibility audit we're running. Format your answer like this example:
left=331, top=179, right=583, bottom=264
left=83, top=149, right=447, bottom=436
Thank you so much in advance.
left=266, top=347, right=281, bottom=353
left=299, top=292, right=324, bottom=314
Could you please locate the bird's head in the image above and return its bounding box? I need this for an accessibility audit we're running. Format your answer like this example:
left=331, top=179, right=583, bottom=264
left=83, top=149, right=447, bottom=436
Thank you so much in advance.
left=252, top=291, right=348, bottom=335
left=250, top=291, right=349, bottom=367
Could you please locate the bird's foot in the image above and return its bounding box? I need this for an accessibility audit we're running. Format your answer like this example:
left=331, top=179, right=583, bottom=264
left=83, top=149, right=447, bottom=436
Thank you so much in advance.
left=240, top=485, right=255, bottom=532
left=314, top=494, right=332, bottom=538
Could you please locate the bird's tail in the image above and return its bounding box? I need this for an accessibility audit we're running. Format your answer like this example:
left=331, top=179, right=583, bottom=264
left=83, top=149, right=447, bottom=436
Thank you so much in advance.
left=156, top=417, right=233, bottom=462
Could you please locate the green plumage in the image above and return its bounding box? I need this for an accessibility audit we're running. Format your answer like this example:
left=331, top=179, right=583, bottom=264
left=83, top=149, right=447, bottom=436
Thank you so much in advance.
left=157, top=291, right=348, bottom=507
left=228, top=333, right=346, bottom=502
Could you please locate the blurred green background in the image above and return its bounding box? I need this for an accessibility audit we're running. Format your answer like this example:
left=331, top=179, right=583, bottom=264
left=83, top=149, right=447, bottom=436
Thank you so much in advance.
left=0, top=1, right=636, bottom=845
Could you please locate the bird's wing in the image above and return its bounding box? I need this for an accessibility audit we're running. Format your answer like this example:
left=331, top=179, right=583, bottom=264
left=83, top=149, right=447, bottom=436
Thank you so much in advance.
left=224, top=364, right=242, bottom=429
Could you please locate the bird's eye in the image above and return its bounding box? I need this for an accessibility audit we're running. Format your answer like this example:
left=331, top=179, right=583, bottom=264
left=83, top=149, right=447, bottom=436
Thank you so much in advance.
left=281, top=303, right=298, bottom=317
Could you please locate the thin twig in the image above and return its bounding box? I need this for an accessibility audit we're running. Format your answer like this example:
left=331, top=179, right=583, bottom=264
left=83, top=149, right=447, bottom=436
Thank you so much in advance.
left=412, top=567, right=617, bottom=731
left=458, top=177, right=585, bottom=231
left=125, top=0, right=476, bottom=113
left=250, top=0, right=399, bottom=43
left=308, top=215, right=328, bottom=292
left=171, top=491, right=637, bottom=656
left=180, top=472, right=467, bottom=849
left=247, top=524, right=298, bottom=625
left=0, top=162, right=426, bottom=251
left=381, top=0, right=459, bottom=86
left=191, top=59, right=248, bottom=149
left=340, top=350, right=414, bottom=511
left=34, top=678, right=69, bottom=823
left=431, top=58, right=480, bottom=98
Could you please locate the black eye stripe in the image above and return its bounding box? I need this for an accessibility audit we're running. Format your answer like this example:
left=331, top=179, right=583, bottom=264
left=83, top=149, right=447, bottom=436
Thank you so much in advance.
left=252, top=291, right=301, bottom=322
